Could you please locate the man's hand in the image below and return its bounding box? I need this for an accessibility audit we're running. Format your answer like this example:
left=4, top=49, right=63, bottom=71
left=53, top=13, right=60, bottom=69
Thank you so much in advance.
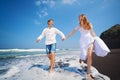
left=36, top=39, right=40, bottom=43
left=62, top=38, right=66, bottom=41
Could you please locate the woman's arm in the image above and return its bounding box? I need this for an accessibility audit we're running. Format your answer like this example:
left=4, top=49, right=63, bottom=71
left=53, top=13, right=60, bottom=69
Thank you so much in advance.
left=90, top=24, right=96, bottom=37
left=90, top=28, right=96, bottom=37
left=66, top=29, right=77, bottom=40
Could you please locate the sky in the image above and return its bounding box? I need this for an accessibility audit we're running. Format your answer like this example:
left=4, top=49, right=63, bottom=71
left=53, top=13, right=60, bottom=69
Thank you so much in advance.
left=0, top=0, right=120, bottom=49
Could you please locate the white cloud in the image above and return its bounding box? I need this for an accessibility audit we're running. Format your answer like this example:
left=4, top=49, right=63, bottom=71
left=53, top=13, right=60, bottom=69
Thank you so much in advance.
left=101, top=0, right=109, bottom=9
left=42, top=0, right=48, bottom=4
left=37, top=9, right=48, bottom=18
left=37, top=12, right=42, bottom=18
left=35, top=0, right=49, bottom=18
left=34, top=20, right=41, bottom=25
left=35, top=0, right=41, bottom=6
left=62, top=0, right=77, bottom=5
left=35, top=0, right=55, bottom=8
left=35, top=0, right=80, bottom=19
left=49, top=0, right=56, bottom=8
left=35, top=0, right=56, bottom=18
left=43, top=11, right=48, bottom=16
left=41, top=10, right=48, bottom=16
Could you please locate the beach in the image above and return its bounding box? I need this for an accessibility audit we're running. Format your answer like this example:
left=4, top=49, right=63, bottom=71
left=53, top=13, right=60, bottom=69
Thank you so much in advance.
left=0, top=49, right=112, bottom=80
left=92, top=49, right=120, bottom=80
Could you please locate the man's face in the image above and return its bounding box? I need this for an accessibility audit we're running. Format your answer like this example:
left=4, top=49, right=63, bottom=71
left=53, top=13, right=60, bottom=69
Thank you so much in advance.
left=48, top=20, right=54, bottom=27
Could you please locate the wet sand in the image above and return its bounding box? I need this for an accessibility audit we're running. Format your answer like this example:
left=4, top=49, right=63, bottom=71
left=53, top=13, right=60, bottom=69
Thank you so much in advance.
left=92, top=49, right=120, bottom=80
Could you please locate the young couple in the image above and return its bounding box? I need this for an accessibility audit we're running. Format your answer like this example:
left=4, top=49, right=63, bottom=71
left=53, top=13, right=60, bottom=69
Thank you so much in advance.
left=36, top=14, right=96, bottom=80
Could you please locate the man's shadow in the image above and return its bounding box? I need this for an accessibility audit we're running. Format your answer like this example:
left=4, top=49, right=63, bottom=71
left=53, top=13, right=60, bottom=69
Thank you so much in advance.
left=28, top=61, right=86, bottom=76
left=28, top=64, right=50, bottom=71
left=28, top=62, right=106, bottom=80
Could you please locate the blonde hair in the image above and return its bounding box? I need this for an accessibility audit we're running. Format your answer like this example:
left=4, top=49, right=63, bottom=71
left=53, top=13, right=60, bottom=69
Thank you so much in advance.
left=79, top=14, right=91, bottom=30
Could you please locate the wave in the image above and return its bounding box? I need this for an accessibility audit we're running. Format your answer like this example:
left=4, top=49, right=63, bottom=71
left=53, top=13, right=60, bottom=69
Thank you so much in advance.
left=0, top=56, right=16, bottom=59
left=0, top=49, right=74, bottom=59
left=0, top=49, right=46, bottom=52
left=0, top=53, right=46, bottom=59
left=0, top=48, right=74, bottom=52
left=0, top=52, right=68, bottom=59
left=16, top=54, right=46, bottom=58
left=0, top=48, right=65, bottom=52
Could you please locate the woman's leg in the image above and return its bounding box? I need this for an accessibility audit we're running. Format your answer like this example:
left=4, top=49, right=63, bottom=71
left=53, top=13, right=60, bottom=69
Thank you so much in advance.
left=87, top=44, right=94, bottom=79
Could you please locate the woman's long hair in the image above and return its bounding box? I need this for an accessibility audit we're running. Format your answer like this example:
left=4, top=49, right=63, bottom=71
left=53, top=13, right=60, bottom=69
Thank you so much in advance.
left=79, top=14, right=91, bottom=30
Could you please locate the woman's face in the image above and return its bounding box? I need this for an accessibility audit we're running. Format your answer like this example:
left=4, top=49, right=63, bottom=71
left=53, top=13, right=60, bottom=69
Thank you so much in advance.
left=48, top=20, right=54, bottom=27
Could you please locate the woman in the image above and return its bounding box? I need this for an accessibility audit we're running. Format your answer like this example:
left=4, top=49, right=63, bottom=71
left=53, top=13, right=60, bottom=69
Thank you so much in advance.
left=65, top=14, right=96, bottom=79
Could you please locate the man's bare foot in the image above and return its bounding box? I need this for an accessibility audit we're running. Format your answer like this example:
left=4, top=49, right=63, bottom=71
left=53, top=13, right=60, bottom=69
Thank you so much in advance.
left=49, top=67, right=53, bottom=74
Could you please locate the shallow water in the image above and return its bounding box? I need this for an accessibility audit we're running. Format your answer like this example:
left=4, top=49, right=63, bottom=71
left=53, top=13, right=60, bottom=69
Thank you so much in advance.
left=0, top=49, right=110, bottom=80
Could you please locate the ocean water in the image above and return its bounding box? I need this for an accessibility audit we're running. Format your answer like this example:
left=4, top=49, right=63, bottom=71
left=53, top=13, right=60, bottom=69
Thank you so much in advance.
left=0, top=49, right=68, bottom=59
left=0, top=49, right=73, bottom=78
left=0, top=49, right=65, bottom=77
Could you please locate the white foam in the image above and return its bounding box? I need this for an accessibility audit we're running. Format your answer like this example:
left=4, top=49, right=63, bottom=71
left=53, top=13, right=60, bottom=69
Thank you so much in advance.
left=1, top=66, right=20, bottom=78
left=16, top=54, right=46, bottom=58
left=0, top=50, right=110, bottom=80
left=0, top=49, right=61, bottom=52
left=0, top=49, right=46, bottom=52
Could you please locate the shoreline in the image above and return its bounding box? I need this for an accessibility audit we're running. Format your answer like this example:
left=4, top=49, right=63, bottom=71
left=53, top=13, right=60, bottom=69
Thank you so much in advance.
left=0, top=50, right=111, bottom=80
left=0, top=48, right=119, bottom=80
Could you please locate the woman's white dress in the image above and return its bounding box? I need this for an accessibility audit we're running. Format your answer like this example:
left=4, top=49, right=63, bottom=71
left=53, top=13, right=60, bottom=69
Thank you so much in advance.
left=75, top=26, right=94, bottom=60
left=75, top=25, right=110, bottom=60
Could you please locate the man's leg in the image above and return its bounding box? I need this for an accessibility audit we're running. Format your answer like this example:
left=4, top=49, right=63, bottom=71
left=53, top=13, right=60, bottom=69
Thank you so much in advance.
left=47, top=54, right=51, bottom=60
left=49, top=52, right=55, bottom=73
left=47, top=54, right=51, bottom=69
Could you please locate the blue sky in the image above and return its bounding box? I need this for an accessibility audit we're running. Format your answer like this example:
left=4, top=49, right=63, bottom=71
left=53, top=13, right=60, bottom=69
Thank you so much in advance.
left=0, top=0, right=120, bottom=49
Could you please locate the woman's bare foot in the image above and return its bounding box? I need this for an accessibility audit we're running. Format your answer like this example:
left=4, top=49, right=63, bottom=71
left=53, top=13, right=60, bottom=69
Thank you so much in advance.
left=87, top=74, right=94, bottom=80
